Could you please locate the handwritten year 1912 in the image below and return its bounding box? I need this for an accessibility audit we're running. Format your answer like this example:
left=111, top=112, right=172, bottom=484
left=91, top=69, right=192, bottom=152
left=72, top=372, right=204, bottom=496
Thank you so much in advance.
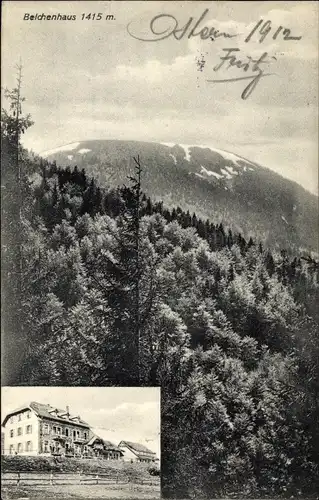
left=245, top=19, right=302, bottom=43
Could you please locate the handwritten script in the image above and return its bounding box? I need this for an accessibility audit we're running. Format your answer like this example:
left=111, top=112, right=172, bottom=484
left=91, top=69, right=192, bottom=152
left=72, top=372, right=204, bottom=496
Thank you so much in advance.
left=127, top=9, right=237, bottom=42
left=127, top=10, right=302, bottom=99
left=208, top=48, right=276, bottom=100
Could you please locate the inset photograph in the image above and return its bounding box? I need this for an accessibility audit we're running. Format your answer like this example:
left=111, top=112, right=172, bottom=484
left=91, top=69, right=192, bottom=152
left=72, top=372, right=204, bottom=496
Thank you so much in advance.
left=1, top=387, right=160, bottom=499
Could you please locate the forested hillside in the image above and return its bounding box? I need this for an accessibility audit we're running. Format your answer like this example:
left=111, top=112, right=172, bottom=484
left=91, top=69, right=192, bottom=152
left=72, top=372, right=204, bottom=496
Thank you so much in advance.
left=42, top=139, right=319, bottom=254
left=1, top=84, right=319, bottom=498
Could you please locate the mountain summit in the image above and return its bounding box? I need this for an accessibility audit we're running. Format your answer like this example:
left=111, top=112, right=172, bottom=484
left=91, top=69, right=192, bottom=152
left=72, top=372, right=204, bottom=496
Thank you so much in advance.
left=42, top=140, right=318, bottom=252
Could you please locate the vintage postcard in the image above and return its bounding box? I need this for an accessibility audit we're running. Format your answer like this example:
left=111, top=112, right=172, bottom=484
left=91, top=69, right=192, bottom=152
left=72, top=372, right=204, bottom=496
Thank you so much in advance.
left=1, top=1, right=318, bottom=498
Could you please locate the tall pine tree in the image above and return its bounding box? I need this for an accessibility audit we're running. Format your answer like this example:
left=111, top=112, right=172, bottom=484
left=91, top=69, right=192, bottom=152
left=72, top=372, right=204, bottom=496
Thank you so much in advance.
left=1, top=62, right=34, bottom=384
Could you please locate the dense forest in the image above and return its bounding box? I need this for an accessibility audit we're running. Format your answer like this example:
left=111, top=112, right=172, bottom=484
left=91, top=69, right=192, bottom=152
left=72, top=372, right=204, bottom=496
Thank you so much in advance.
left=1, top=80, right=319, bottom=498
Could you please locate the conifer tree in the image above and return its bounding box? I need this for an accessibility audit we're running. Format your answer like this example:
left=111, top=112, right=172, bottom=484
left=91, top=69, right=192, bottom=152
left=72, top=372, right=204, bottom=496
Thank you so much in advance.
left=1, top=62, right=33, bottom=384
left=126, top=155, right=142, bottom=384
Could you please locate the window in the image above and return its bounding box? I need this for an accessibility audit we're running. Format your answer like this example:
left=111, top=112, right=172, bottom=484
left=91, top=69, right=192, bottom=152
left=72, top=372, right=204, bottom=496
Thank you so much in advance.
left=73, top=430, right=76, bottom=439
left=10, top=430, right=14, bottom=438
left=57, top=427, right=61, bottom=435
left=26, top=441, right=33, bottom=452
left=65, top=428, right=69, bottom=437
left=84, top=432, right=87, bottom=439
left=44, top=441, right=49, bottom=453
left=17, top=427, right=22, bottom=436
left=26, top=425, right=32, bottom=434
left=9, top=445, right=14, bottom=455
left=17, top=443, right=23, bottom=453
left=76, top=430, right=80, bottom=438
left=43, top=424, right=49, bottom=433
left=53, top=426, right=57, bottom=434
left=26, top=411, right=31, bottom=419
left=18, top=414, right=22, bottom=422
left=9, top=416, right=14, bottom=424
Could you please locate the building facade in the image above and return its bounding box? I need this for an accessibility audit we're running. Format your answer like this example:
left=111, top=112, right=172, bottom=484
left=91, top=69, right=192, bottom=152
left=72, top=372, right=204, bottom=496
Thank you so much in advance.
left=2, top=402, right=92, bottom=457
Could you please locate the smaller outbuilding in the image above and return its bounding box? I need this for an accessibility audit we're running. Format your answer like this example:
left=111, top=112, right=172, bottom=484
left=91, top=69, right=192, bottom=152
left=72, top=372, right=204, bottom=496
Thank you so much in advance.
left=87, top=435, right=123, bottom=460
left=118, top=440, right=158, bottom=463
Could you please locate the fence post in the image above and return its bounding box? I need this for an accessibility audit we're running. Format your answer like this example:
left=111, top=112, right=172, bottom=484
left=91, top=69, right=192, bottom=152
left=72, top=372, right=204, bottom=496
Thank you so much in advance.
left=79, top=471, right=81, bottom=485
left=17, top=472, right=20, bottom=486
left=50, top=472, right=54, bottom=486
left=96, top=474, right=99, bottom=485
left=128, top=477, right=133, bottom=492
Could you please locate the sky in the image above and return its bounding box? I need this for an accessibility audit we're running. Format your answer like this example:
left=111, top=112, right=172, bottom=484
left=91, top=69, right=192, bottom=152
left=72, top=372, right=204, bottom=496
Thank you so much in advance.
left=1, top=387, right=160, bottom=457
left=1, top=0, right=318, bottom=195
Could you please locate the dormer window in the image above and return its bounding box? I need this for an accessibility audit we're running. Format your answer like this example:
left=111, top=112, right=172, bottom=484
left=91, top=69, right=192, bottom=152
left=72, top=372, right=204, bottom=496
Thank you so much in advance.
left=48, top=408, right=59, bottom=416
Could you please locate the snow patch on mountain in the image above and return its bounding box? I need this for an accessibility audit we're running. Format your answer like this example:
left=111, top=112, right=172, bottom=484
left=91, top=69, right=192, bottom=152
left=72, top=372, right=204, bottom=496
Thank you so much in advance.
left=161, top=143, right=192, bottom=162
left=209, top=146, right=251, bottom=167
left=220, top=168, right=232, bottom=180
left=200, top=166, right=223, bottom=179
left=169, top=153, right=177, bottom=165
left=180, top=144, right=192, bottom=162
left=281, top=215, right=289, bottom=225
left=42, top=142, right=81, bottom=157
left=225, top=165, right=239, bottom=176
left=161, top=142, right=177, bottom=148
left=161, top=142, right=257, bottom=170
left=78, top=148, right=91, bottom=154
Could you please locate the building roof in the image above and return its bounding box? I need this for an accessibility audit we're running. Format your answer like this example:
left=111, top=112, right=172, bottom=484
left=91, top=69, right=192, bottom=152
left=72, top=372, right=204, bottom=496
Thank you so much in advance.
left=87, top=435, right=123, bottom=453
left=2, top=402, right=90, bottom=428
left=118, top=440, right=156, bottom=457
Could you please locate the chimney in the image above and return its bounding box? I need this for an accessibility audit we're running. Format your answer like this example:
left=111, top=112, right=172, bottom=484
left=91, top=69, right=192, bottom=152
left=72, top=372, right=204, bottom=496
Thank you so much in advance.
left=66, top=406, right=70, bottom=417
